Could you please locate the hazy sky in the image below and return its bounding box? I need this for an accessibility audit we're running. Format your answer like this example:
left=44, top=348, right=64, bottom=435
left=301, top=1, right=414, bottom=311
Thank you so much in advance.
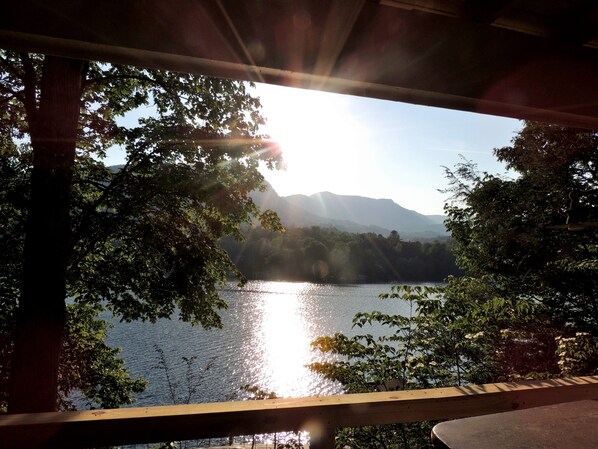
left=254, top=83, right=521, bottom=215
left=107, top=82, right=522, bottom=216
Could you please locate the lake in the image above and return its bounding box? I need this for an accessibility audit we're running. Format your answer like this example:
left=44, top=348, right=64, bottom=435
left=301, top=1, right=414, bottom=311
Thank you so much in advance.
left=105, top=281, right=418, bottom=407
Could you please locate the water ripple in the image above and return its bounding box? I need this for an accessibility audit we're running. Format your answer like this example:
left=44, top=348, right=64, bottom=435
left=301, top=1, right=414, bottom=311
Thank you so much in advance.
left=105, top=281, right=410, bottom=406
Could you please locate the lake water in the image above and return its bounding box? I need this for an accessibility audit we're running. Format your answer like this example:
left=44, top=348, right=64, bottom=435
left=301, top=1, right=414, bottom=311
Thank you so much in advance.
left=105, top=281, right=417, bottom=407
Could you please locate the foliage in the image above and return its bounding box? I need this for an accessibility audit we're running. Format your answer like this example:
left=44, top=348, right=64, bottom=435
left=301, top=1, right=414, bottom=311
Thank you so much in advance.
left=276, top=438, right=304, bottom=449
left=310, top=122, right=598, bottom=448
left=0, top=50, right=282, bottom=410
left=153, top=345, right=216, bottom=406
left=151, top=347, right=218, bottom=449
left=239, top=384, right=279, bottom=400
left=58, top=303, right=146, bottom=410
left=311, top=285, right=443, bottom=449
left=0, top=143, right=145, bottom=412
left=221, top=226, right=460, bottom=283
left=1, top=303, right=146, bottom=412
left=311, top=280, right=564, bottom=448
left=556, top=332, right=598, bottom=376
left=443, top=122, right=598, bottom=335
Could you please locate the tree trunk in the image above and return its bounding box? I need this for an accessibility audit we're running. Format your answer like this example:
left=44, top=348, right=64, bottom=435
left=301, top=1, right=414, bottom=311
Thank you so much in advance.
left=8, top=56, right=85, bottom=413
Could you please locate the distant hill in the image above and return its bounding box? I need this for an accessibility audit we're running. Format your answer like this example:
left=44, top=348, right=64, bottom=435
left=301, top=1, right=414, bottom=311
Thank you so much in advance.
left=253, top=182, right=447, bottom=240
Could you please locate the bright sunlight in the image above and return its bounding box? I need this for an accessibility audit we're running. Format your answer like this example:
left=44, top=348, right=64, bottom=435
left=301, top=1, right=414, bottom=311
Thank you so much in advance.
left=256, top=282, right=313, bottom=397
left=256, top=83, right=372, bottom=196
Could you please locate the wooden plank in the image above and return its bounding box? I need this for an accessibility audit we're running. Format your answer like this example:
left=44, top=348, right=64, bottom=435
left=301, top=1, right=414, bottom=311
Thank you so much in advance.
left=308, top=425, right=336, bottom=449
left=1, top=377, right=598, bottom=448
left=459, top=0, right=517, bottom=24
left=2, top=1, right=598, bottom=129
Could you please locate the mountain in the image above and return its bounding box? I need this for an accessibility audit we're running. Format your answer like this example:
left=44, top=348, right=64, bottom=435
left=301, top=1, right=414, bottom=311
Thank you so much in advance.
left=253, top=182, right=447, bottom=240
left=252, top=183, right=391, bottom=235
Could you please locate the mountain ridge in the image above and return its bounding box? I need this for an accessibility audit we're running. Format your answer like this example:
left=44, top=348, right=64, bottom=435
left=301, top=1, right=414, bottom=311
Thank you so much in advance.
left=253, top=181, right=447, bottom=240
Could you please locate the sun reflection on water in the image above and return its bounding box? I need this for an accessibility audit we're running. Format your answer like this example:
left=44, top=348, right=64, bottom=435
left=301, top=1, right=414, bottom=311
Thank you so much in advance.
left=254, top=282, right=314, bottom=397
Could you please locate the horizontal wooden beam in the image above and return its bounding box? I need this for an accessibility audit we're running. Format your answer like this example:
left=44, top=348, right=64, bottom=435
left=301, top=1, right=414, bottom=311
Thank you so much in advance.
left=459, top=0, right=517, bottom=25
left=1, top=376, right=598, bottom=448
left=2, top=1, right=598, bottom=129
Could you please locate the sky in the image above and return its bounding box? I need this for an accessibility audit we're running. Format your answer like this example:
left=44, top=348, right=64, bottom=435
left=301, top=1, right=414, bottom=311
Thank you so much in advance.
left=107, top=82, right=523, bottom=216
left=254, top=83, right=522, bottom=216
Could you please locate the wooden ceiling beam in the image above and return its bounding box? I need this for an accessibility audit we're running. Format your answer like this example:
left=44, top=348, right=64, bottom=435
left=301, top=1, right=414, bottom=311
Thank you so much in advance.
left=1, top=0, right=598, bottom=129
left=459, top=0, right=518, bottom=25
left=548, top=0, right=598, bottom=47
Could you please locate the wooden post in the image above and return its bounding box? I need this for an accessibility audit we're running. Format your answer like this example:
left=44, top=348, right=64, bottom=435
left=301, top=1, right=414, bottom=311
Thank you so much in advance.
left=309, top=425, right=335, bottom=449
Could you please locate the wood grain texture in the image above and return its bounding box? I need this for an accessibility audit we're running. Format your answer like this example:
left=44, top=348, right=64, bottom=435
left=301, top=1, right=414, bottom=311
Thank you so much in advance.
left=2, top=376, right=598, bottom=448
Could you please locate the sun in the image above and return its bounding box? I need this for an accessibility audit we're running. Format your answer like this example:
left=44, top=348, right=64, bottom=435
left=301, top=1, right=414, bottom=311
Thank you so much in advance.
left=255, top=84, right=371, bottom=196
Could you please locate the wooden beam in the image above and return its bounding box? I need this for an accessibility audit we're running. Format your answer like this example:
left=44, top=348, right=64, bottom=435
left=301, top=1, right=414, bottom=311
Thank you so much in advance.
left=1, top=376, right=598, bottom=449
left=460, top=0, right=517, bottom=25
left=548, top=0, right=598, bottom=46
left=1, top=1, right=598, bottom=129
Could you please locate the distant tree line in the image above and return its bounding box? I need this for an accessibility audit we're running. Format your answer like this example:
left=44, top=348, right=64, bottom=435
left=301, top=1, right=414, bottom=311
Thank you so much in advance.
left=220, top=227, right=460, bottom=283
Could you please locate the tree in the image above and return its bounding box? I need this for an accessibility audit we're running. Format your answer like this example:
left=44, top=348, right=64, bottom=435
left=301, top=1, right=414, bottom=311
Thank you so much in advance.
left=0, top=51, right=282, bottom=413
left=444, top=122, right=598, bottom=335
left=310, top=284, right=473, bottom=448
left=221, top=226, right=460, bottom=283
left=310, top=122, right=598, bottom=447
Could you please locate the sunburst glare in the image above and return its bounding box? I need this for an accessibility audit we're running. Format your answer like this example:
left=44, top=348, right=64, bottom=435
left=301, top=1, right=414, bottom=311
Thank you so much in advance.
left=256, top=84, right=372, bottom=197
